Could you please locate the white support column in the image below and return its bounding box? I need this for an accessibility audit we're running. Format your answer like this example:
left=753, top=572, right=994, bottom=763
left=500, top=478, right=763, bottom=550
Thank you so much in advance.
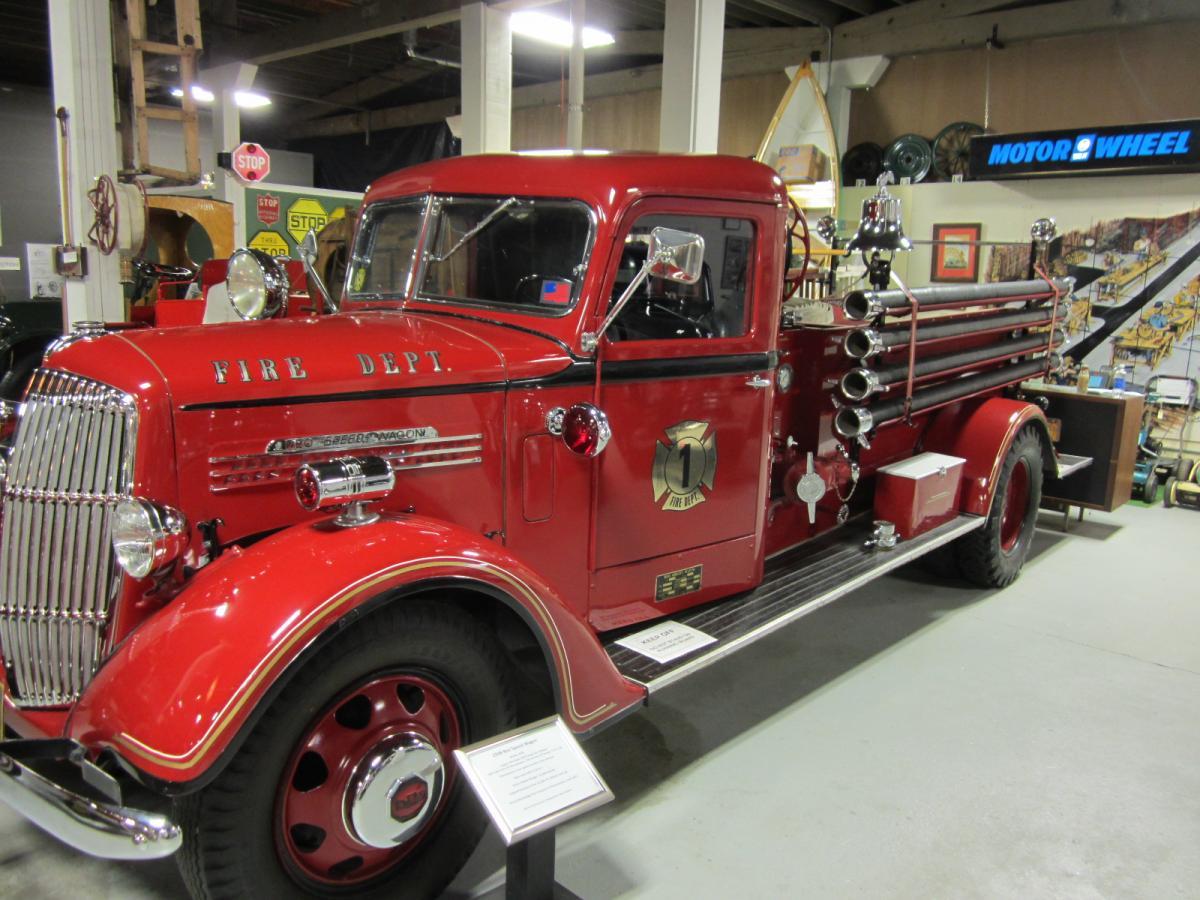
left=48, top=0, right=124, bottom=327
left=659, top=0, right=725, bottom=154
left=566, top=0, right=585, bottom=150
left=812, top=56, right=890, bottom=160
left=203, top=62, right=259, bottom=247
left=460, top=2, right=512, bottom=155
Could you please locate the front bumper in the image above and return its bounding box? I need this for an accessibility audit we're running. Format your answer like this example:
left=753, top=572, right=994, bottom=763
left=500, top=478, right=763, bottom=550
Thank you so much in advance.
left=0, top=738, right=181, bottom=860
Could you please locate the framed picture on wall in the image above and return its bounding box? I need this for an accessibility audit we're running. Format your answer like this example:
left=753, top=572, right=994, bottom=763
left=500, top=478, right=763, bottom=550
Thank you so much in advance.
left=931, top=223, right=981, bottom=282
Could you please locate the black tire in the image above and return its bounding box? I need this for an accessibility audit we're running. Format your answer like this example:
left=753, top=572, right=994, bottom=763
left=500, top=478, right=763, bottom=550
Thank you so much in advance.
left=1180, top=458, right=1196, bottom=482
left=1141, top=471, right=1159, bottom=504
left=1163, top=477, right=1177, bottom=508
left=955, top=426, right=1044, bottom=588
left=0, top=350, right=40, bottom=401
left=176, top=600, right=517, bottom=900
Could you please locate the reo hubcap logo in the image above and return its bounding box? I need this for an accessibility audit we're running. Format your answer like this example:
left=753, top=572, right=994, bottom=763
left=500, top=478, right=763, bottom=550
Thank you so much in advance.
left=389, top=777, right=429, bottom=823
left=652, top=420, right=717, bottom=511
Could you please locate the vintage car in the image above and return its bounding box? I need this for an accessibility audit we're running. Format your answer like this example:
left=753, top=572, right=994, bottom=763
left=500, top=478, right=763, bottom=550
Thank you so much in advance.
left=0, top=154, right=1078, bottom=899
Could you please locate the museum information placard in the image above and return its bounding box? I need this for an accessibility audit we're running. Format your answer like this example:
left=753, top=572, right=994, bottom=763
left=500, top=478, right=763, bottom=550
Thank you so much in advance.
left=454, top=716, right=613, bottom=844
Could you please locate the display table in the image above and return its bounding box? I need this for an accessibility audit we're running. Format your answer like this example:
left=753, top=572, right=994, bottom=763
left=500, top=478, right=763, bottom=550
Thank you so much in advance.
left=1023, top=384, right=1144, bottom=521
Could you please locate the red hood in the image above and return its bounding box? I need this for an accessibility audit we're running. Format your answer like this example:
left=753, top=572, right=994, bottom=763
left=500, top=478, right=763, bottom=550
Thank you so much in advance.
left=59, top=311, right=574, bottom=409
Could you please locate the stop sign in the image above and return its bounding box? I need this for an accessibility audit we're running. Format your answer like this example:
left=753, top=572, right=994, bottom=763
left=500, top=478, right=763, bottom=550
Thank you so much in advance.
left=231, top=142, right=271, bottom=183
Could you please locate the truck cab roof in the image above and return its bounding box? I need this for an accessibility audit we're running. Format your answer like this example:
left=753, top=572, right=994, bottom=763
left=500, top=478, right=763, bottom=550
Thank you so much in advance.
left=365, top=153, right=789, bottom=213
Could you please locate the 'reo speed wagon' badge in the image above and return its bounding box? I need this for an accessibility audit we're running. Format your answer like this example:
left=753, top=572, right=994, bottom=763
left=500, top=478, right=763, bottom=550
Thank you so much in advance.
left=652, top=420, right=717, bottom=511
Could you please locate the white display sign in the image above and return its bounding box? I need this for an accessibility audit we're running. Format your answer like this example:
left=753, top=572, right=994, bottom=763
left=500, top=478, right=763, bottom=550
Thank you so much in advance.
left=613, top=620, right=716, bottom=664
left=454, top=716, right=613, bottom=845
left=0, top=257, right=19, bottom=271
left=26, top=243, right=62, bottom=298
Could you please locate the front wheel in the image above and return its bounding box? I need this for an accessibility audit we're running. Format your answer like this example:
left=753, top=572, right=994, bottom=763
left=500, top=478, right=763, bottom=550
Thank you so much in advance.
left=1163, top=477, right=1178, bottom=508
left=955, top=426, right=1044, bottom=588
left=176, top=600, right=517, bottom=900
left=1141, top=471, right=1159, bottom=503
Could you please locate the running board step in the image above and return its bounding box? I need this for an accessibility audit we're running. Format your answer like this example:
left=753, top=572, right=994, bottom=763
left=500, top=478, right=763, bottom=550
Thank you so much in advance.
left=603, top=514, right=985, bottom=693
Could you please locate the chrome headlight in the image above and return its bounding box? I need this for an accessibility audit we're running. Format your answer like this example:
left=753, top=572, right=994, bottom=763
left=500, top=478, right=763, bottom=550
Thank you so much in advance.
left=111, top=499, right=188, bottom=578
left=226, top=248, right=289, bottom=320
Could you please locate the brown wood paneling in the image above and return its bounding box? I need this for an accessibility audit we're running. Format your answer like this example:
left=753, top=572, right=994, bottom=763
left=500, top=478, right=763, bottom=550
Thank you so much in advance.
left=848, top=22, right=1200, bottom=150
left=512, top=72, right=790, bottom=156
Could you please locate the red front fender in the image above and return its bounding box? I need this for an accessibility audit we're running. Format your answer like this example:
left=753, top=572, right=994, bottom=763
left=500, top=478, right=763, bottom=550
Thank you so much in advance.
left=925, top=397, right=1054, bottom=516
left=68, top=515, right=644, bottom=785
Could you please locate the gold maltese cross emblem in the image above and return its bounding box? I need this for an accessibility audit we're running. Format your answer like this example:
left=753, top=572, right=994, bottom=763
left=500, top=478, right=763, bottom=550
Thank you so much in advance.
left=652, top=420, right=717, bottom=511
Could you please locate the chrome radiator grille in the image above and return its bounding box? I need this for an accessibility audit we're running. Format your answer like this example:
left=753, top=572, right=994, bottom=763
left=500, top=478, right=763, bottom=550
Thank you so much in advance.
left=0, top=369, right=138, bottom=707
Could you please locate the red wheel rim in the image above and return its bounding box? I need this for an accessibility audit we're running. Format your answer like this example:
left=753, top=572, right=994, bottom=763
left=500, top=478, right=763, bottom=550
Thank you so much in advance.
left=999, top=459, right=1031, bottom=553
left=277, top=672, right=463, bottom=887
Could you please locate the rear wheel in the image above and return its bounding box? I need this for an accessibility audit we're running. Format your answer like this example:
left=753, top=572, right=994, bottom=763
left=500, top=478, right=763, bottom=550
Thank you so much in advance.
left=1174, top=458, right=1190, bottom=481
left=1141, top=471, right=1159, bottom=503
left=956, top=426, right=1044, bottom=588
left=176, top=600, right=516, bottom=900
left=1163, top=477, right=1177, bottom=508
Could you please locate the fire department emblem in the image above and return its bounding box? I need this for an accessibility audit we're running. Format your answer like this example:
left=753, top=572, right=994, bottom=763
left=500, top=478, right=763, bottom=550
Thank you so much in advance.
left=652, top=420, right=717, bottom=511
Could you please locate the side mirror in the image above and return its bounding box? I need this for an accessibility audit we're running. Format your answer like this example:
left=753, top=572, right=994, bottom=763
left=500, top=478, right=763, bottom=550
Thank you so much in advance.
left=646, top=226, right=704, bottom=284
left=581, top=225, right=705, bottom=353
left=295, top=227, right=337, bottom=313
left=297, top=229, right=319, bottom=267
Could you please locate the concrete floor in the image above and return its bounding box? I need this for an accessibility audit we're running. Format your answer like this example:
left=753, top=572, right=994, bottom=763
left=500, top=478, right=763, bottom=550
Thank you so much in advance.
left=1, top=502, right=1197, bottom=898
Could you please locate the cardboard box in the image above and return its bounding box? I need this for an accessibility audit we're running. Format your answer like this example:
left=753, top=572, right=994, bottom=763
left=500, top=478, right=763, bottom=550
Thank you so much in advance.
left=775, top=144, right=827, bottom=184
left=874, top=452, right=966, bottom=540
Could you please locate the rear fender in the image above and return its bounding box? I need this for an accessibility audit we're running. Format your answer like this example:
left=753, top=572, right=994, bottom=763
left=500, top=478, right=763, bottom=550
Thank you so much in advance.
left=925, top=397, right=1053, bottom=516
left=68, top=515, right=644, bottom=786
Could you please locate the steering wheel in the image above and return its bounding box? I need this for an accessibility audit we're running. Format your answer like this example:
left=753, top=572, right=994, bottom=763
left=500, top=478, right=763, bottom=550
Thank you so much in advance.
left=647, top=301, right=713, bottom=338
left=783, top=196, right=811, bottom=301
left=130, top=258, right=197, bottom=304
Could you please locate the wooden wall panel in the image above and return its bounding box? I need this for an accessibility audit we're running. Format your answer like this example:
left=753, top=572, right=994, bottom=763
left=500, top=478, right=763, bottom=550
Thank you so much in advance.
left=848, top=22, right=1200, bottom=149
left=512, top=71, right=790, bottom=156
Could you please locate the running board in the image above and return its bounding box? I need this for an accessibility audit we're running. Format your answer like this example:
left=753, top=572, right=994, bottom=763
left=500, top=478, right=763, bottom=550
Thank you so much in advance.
left=603, top=514, right=985, bottom=693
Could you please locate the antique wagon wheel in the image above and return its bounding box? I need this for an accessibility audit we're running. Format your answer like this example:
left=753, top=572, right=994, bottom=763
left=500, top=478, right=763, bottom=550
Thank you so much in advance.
left=932, top=121, right=984, bottom=180
left=883, top=134, right=933, bottom=184
left=87, top=173, right=118, bottom=255
left=841, top=142, right=883, bottom=187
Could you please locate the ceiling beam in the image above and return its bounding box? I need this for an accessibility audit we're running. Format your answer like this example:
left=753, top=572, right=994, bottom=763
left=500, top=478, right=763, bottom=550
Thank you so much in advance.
left=742, top=0, right=844, bottom=27
left=284, top=0, right=1200, bottom=140
left=206, top=0, right=555, bottom=67
left=839, top=0, right=1017, bottom=33
left=833, top=0, right=1200, bottom=56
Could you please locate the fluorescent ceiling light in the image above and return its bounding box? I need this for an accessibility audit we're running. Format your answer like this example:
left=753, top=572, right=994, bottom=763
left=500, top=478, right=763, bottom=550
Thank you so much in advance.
left=511, top=11, right=615, bottom=49
left=190, top=84, right=215, bottom=102
left=234, top=90, right=272, bottom=109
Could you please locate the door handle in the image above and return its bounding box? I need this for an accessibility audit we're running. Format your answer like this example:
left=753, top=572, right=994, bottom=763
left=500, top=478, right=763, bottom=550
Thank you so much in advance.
left=746, top=375, right=771, bottom=389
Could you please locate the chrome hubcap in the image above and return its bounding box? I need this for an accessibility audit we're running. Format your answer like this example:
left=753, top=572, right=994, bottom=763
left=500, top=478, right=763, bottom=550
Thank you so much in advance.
left=345, top=732, right=444, bottom=848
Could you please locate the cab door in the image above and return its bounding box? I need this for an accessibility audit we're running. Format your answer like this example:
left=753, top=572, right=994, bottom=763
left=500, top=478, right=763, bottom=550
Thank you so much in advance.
left=589, top=198, right=779, bottom=630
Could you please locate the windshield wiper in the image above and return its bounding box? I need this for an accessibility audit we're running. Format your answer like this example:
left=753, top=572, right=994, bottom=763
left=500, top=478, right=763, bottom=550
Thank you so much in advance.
left=428, top=196, right=524, bottom=264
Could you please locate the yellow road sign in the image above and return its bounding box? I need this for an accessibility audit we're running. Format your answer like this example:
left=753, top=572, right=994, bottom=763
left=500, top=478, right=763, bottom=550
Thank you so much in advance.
left=249, top=230, right=290, bottom=257
left=287, top=198, right=329, bottom=244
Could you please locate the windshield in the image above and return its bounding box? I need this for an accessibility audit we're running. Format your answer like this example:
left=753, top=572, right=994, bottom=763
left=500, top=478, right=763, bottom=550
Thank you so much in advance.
left=346, top=194, right=594, bottom=314
left=346, top=199, right=425, bottom=300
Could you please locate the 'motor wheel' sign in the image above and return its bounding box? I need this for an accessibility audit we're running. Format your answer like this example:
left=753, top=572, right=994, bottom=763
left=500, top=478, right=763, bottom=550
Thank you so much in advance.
left=287, top=198, right=328, bottom=244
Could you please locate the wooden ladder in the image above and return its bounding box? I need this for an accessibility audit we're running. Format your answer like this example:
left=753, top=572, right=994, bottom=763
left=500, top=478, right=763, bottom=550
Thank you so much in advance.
left=116, top=0, right=203, bottom=185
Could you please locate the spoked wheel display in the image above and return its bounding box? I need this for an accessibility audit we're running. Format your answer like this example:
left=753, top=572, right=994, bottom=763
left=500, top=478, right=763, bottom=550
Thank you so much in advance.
left=932, top=122, right=984, bottom=180
left=176, top=601, right=517, bottom=900
left=956, top=426, right=1044, bottom=588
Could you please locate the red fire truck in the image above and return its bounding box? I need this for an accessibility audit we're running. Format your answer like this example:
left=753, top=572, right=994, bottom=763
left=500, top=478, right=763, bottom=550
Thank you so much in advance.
left=0, top=155, right=1079, bottom=899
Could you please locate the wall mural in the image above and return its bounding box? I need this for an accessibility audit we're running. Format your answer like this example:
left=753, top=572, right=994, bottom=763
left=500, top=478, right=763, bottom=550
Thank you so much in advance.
left=984, top=205, right=1200, bottom=384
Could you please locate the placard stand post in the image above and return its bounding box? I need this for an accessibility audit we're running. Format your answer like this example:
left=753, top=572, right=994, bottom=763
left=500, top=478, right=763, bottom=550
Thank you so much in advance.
left=502, top=827, right=580, bottom=900
left=454, top=715, right=614, bottom=900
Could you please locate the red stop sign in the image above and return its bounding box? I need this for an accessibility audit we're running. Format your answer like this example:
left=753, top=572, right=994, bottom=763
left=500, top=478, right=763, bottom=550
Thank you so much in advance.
left=232, top=142, right=271, bottom=183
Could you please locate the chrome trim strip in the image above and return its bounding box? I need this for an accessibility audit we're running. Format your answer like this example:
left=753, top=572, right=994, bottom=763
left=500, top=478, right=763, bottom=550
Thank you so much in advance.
left=390, top=456, right=482, bottom=472
left=640, top=515, right=987, bottom=694
left=209, top=433, right=484, bottom=465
